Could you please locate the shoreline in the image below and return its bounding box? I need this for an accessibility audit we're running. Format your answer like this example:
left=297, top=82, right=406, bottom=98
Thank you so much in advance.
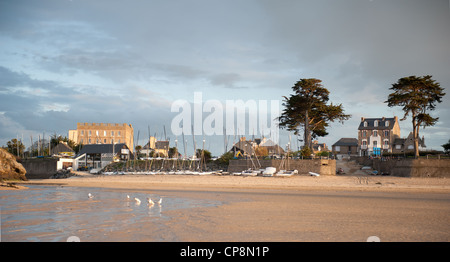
left=18, top=173, right=450, bottom=194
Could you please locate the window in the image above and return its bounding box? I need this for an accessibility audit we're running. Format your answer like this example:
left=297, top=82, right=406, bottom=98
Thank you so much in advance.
left=384, top=140, right=389, bottom=145
left=104, top=131, right=107, bottom=136
left=89, top=130, right=92, bottom=136
left=363, top=130, right=367, bottom=137
left=111, top=131, right=114, bottom=136
left=374, top=120, right=378, bottom=127
left=81, top=130, right=84, bottom=135
left=373, top=130, right=378, bottom=136
left=118, top=139, right=120, bottom=143
left=89, top=138, right=91, bottom=144
left=364, top=121, right=368, bottom=127
left=384, top=130, right=389, bottom=137
left=362, top=141, right=367, bottom=146
left=104, top=139, right=107, bottom=143
left=96, top=130, right=99, bottom=136
left=118, top=131, right=121, bottom=136
left=385, top=121, right=390, bottom=127
left=373, top=141, right=378, bottom=147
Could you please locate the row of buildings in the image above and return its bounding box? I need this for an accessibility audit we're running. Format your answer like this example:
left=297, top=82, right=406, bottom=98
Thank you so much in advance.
left=56, top=117, right=426, bottom=171
left=332, top=116, right=426, bottom=158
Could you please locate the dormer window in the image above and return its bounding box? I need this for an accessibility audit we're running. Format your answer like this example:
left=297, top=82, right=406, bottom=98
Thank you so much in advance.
left=374, top=120, right=378, bottom=127
left=364, top=121, right=368, bottom=127
left=385, top=121, right=390, bottom=127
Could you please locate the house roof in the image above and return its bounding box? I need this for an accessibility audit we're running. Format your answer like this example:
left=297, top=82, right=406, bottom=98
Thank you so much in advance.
left=78, top=143, right=128, bottom=155
left=332, top=138, right=358, bottom=147
left=393, top=132, right=426, bottom=147
left=155, top=141, right=169, bottom=150
left=231, top=140, right=254, bottom=155
left=230, top=139, right=285, bottom=155
left=50, top=142, right=74, bottom=155
left=358, top=117, right=396, bottom=130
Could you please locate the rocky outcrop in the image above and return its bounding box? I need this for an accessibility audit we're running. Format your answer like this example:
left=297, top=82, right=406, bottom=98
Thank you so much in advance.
left=0, top=148, right=27, bottom=181
left=50, top=169, right=77, bottom=179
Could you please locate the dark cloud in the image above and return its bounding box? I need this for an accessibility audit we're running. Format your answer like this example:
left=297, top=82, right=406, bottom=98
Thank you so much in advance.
left=0, top=0, right=449, bottom=154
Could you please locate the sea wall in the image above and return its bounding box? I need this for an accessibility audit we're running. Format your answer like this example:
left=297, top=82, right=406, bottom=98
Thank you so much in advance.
left=351, top=157, right=450, bottom=178
left=21, top=158, right=58, bottom=179
left=228, top=159, right=336, bottom=175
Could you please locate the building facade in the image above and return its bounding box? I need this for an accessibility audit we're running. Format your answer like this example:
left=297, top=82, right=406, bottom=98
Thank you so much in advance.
left=75, top=143, right=131, bottom=170
left=392, top=132, right=426, bottom=154
left=69, top=123, right=134, bottom=152
left=332, top=138, right=358, bottom=159
left=358, top=116, right=400, bottom=156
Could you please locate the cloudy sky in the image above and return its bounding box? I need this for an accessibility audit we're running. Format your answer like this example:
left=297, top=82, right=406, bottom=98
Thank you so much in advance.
left=1, top=0, right=449, bottom=156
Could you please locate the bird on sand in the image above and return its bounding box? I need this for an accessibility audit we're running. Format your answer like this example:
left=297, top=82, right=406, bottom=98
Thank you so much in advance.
left=134, top=197, right=141, bottom=205
left=88, top=193, right=93, bottom=199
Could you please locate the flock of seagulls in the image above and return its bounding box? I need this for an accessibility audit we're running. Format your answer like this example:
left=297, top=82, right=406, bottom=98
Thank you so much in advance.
left=88, top=192, right=163, bottom=208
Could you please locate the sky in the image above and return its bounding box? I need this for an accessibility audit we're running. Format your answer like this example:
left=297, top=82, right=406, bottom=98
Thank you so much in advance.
left=1, top=0, right=449, bottom=156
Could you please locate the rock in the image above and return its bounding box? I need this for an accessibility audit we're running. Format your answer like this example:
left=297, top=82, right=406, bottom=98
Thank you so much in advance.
left=50, top=169, right=76, bottom=179
left=0, top=148, right=27, bottom=181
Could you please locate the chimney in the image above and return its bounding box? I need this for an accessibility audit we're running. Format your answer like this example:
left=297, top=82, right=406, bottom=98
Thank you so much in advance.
left=361, top=117, right=365, bottom=122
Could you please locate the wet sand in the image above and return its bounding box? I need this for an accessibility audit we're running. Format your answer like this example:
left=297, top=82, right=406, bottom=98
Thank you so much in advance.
left=14, top=172, right=450, bottom=242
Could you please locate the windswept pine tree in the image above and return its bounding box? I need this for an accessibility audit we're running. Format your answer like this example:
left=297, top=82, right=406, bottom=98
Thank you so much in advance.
left=278, top=78, right=351, bottom=151
left=385, top=75, right=445, bottom=158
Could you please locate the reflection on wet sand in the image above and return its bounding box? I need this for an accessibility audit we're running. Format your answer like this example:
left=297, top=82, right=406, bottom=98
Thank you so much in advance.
left=0, top=185, right=221, bottom=242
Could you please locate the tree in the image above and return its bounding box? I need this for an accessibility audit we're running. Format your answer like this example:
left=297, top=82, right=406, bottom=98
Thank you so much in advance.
left=442, top=139, right=450, bottom=154
left=278, top=78, right=351, bottom=150
left=254, top=146, right=268, bottom=157
left=386, top=75, right=445, bottom=158
left=50, top=134, right=76, bottom=150
left=217, top=151, right=234, bottom=165
left=168, top=147, right=179, bottom=158
left=299, top=146, right=312, bottom=158
left=196, top=149, right=212, bottom=162
left=6, top=138, right=25, bottom=157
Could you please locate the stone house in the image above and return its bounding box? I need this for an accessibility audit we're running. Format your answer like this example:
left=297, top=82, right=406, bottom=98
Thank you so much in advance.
left=392, top=132, right=426, bottom=154
left=358, top=116, right=401, bottom=156
left=332, top=138, right=358, bottom=159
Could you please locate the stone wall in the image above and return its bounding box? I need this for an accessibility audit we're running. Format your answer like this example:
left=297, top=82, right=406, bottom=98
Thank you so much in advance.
left=228, top=159, right=336, bottom=175
left=21, top=158, right=58, bottom=179
left=351, top=157, right=450, bottom=177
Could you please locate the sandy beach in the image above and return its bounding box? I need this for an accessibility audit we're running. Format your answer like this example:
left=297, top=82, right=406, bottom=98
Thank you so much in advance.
left=2, top=157, right=448, bottom=242
left=4, top=169, right=445, bottom=242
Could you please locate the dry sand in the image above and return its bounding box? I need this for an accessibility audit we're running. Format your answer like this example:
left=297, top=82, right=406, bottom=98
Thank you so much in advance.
left=21, top=171, right=450, bottom=193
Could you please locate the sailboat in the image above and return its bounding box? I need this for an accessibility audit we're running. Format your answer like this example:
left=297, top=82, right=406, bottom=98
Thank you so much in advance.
left=262, top=167, right=276, bottom=177
left=275, top=136, right=298, bottom=177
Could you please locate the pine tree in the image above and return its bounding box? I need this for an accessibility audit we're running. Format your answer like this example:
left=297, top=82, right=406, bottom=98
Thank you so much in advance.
left=386, top=75, right=445, bottom=158
left=278, top=78, right=350, bottom=150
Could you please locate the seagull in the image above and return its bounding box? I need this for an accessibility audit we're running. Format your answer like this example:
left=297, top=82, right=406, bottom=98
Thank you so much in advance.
left=158, top=198, right=162, bottom=205
left=147, top=198, right=155, bottom=206
left=126, top=195, right=130, bottom=200
left=134, top=197, right=141, bottom=205
left=88, top=193, right=93, bottom=199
